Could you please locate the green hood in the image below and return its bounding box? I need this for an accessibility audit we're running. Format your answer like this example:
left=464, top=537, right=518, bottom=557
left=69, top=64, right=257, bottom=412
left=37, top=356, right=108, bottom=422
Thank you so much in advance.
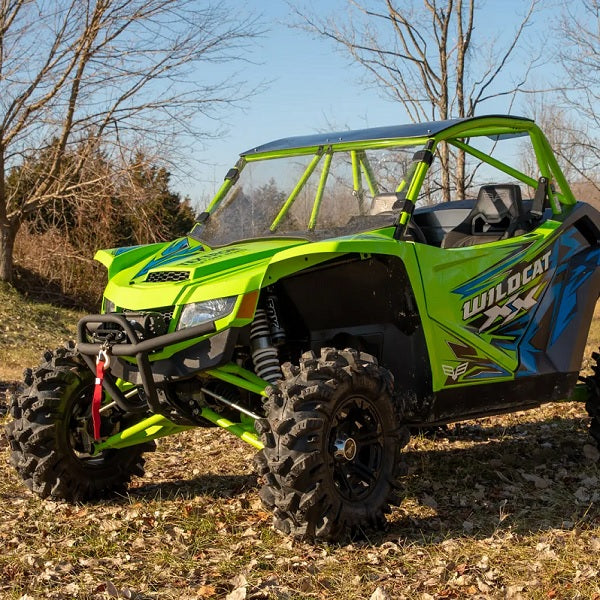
left=98, top=236, right=310, bottom=310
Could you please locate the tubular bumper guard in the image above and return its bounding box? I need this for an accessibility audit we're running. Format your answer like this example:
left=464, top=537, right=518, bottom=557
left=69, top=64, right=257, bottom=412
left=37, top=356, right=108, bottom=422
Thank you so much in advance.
left=77, top=313, right=216, bottom=414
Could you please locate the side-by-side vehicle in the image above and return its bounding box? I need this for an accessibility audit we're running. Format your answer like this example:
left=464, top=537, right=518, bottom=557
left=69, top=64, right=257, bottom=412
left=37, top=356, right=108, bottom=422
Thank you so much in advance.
left=7, top=115, right=600, bottom=540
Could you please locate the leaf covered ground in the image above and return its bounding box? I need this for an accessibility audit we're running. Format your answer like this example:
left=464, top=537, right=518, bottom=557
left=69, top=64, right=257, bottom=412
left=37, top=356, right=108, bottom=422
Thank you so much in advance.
left=0, top=287, right=599, bottom=599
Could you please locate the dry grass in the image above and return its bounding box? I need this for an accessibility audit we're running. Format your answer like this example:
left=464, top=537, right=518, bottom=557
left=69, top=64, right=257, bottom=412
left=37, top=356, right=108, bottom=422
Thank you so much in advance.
left=0, top=283, right=84, bottom=381
left=0, top=295, right=599, bottom=599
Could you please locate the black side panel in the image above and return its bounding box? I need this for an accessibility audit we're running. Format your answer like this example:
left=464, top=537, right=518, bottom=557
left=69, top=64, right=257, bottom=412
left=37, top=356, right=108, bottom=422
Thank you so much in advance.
left=420, top=371, right=578, bottom=426
left=278, top=255, right=433, bottom=405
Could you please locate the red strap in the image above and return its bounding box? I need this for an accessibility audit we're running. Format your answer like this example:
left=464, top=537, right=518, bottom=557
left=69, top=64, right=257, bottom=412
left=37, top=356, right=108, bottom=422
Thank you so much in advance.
left=92, top=360, right=105, bottom=440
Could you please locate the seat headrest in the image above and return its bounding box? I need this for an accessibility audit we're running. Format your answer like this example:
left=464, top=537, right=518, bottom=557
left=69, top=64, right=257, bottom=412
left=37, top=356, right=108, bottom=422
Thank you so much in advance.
left=475, top=184, right=523, bottom=223
left=369, top=192, right=401, bottom=215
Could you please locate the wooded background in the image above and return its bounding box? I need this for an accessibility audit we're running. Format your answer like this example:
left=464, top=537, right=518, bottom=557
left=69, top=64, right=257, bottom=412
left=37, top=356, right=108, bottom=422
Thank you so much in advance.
left=3, top=0, right=600, bottom=308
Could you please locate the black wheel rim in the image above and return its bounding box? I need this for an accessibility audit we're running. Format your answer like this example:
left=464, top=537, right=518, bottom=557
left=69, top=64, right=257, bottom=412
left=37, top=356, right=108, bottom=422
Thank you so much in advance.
left=328, top=394, right=384, bottom=502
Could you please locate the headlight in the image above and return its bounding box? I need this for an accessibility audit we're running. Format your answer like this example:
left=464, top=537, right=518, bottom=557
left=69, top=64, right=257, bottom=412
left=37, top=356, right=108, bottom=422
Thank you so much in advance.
left=103, top=298, right=116, bottom=313
left=176, top=296, right=236, bottom=330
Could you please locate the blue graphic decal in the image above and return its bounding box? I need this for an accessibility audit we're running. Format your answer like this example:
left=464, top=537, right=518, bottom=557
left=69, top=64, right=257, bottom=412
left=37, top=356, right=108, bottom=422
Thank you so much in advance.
left=134, top=238, right=198, bottom=278
left=491, top=311, right=532, bottom=352
left=550, top=246, right=600, bottom=345
left=452, top=242, right=533, bottom=299
left=514, top=228, right=600, bottom=376
left=113, top=245, right=142, bottom=256
left=442, top=339, right=511, bottom=386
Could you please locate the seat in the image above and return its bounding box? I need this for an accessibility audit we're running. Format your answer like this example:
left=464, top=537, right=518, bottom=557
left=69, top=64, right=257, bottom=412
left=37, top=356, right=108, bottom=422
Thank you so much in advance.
left=441, top=184, right=525, bottom=248
left=368, top=192, right=399, bottom=215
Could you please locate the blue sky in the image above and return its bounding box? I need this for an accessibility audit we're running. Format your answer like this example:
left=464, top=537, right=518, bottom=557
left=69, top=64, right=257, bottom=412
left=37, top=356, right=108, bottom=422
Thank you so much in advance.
left=183, top=0, right=559, bottom=207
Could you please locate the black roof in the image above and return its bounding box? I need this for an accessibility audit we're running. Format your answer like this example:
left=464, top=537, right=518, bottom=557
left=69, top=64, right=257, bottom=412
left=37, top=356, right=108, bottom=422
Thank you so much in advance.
left=240, top=114, right=533, bottom=156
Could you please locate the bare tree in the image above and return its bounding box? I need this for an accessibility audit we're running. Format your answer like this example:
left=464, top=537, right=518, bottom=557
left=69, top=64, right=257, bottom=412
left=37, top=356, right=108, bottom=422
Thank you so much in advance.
left=558, top=0, right=600, bottom=192
left=519, top=97, right=587, bottom=182
left=294, top=0, right=543, bottom=201
left=0, top=0, right=260, bottom=282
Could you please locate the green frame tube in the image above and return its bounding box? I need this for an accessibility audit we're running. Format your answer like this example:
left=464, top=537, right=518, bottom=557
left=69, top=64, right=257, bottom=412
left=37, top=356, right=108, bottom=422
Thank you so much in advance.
left=529, top=128, right=576, bottom=208
left=205, top=158, right=247, bottom=214
left=243, top=137, right=431, bottom=162
left=571, top=383, right=590, bottom=404
left=351, top=150, right=362, bottom=195
left=199, top=408, right=263, bottom=449
left=309, top=151, right=333, bottom=230
left=93, top=413, right=192, bottom=453
left=358, top=151, right=379, bottom=196
left=206, top=363, right=269, bottom=397
left=449, top=139, right=538, bottom=190
left=270, top=151, right=323, bottom=231
left=400, top=160, right=431, bottom=222
left=92, top=407, right=263, bottom=453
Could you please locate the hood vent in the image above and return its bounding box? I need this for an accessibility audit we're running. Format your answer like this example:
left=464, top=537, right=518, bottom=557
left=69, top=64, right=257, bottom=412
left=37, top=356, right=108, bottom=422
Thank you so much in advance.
left=146, top=271, right=189, bottom=283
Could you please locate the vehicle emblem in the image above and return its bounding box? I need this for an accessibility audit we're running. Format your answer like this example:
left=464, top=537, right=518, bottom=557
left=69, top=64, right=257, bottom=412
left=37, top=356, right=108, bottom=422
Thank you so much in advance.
left=442, top=362, right=469, bottom=381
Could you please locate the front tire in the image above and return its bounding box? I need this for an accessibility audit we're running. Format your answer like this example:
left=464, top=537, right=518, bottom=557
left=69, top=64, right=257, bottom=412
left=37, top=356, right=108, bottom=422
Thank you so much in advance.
left=254, top=348, right=409, bottom=541
left=584, top=350, right=600, bottom=451
left=5, top=343, right=155, bottom=500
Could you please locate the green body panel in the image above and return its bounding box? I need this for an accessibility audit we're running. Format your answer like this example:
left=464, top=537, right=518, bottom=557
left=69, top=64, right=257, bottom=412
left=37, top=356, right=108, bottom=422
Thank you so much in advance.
left=100, top=230, right=423, bottom=361
left=102, top=238, right=307, bottom=310
left=95, top=242, right=169, bottom=279
left=413, top=223, right=560, bottom=391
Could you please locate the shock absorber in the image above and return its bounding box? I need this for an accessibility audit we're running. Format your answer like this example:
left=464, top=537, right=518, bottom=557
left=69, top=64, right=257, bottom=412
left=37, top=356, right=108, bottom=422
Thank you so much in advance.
left=265, top=295, right=286, bottom=346
left=250, top=308, right=283, bottom=384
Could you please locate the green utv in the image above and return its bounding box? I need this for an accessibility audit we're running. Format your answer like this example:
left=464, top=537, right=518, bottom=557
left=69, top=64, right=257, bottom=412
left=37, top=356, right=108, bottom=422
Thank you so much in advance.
left=6, top=115, right=600, bottom=541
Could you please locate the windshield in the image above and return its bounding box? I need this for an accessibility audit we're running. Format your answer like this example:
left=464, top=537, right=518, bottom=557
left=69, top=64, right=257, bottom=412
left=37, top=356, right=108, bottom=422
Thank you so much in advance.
left=193, top=145, right=421, bottom=246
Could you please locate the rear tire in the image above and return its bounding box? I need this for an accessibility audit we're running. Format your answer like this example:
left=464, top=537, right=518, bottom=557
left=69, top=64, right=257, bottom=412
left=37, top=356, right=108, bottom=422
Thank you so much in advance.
left=254, top=347, right=409, bottom=541
left=584, top=350, right=600, bottom=451
left=5, top=343, right=154, bottom=500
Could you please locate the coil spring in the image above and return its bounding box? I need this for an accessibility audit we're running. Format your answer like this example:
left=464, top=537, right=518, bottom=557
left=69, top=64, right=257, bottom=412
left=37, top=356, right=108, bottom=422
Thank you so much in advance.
left=250, top=308, right=282, bottom=384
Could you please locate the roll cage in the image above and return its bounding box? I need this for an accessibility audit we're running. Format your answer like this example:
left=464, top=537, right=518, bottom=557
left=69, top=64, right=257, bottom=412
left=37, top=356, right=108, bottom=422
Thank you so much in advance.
left=194, top=115, right=575, bottom=244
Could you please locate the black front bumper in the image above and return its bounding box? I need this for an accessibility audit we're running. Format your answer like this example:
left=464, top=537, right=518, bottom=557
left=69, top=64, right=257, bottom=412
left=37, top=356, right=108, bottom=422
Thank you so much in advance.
left=77, top=313, right=237, bottom=415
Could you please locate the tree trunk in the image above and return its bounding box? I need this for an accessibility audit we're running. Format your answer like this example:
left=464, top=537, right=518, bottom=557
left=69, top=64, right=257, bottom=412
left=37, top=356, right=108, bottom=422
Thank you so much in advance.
left=0, top=220, right=17, bottom=282
left=439, top=142, right=451, bottom=203
left=456, top=149, right=466, bottom=199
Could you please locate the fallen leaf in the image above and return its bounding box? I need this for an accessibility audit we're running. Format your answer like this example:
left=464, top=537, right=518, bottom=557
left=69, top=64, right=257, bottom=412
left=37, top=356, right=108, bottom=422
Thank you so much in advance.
left=370, top=587, right=390, bottom=600
left=521, top=472, right=550, bottom=489
left=506, top=584, right=525, bottom=599
left=589, top=537, right=600, bottom=552
left=198, top=585, right=217, bottom=597
left=106, top=581, right=119, bottom=598
left=230, top=574, right=247, bottom=589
